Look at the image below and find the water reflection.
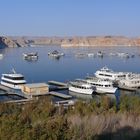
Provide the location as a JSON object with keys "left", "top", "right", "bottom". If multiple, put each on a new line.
{"left": 69, "top": 91, "right": 94, "bottom": 100}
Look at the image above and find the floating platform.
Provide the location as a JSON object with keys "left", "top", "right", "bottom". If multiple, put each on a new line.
{"left": 0, "top": 84, "right": 12, "bottom": 92}
{"left": 55, "top": 99, "right": 76, "bottom": 107}
{"left": 48, "top": 81, "right": 68, "bottom": 87}
{"left": 5, "top": 98, "right": 33, "bottom": 104}
{"left": 0, "top": 84, "right": 30, "bottom": 99}
{"left": 49, "top": 91, "right": 72, "bottom": 99}
{"left": 49, "top": 86, "right": 68, "bottom": 91}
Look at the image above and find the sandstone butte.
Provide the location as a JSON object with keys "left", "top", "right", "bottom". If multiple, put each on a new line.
{"left": 0, "top": 36, "right": 140, "bottom": 48}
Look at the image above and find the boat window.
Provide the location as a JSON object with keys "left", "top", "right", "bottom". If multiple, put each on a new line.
{"left": 4, "top": 75, "right": 24, "bottom": 80}
{"left": 1, "top": 79, "right": 26, "bottom": 85}
{"left": 99, "top": 74, "right": 112, "bottom": 77}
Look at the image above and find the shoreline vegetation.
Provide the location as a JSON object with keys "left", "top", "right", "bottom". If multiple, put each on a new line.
{"left": 0, "top": 36, "right": 140, "bottom": 48}
{"left": 1, "top": 95, "right": 140, "bottom": 139}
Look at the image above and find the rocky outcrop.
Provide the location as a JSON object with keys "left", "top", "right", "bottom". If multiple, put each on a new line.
{"left": 0, "top": 37, "right": 19, "bottom": 48}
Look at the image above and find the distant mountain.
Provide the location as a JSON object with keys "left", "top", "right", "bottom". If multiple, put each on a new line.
{"left": 0, "top": 36, "right": 140, "bottom": 48}
{"left": 61, "top": 36, "right": 140, "bottom": 47}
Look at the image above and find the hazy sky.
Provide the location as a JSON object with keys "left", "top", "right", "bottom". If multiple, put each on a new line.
{"left": 0, "top": 0, "right": 140, "bottom": 36}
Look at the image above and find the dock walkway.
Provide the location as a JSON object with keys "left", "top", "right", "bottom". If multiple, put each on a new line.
{"left": 49, "top": 91, "right": 72, "bottom": 99}
{"left": 48, "top": 81, "right": 68, "bottom": 87}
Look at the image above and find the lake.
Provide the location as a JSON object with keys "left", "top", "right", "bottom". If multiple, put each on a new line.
{"left": 0, "top": 45, "right": 140, "bottom": 101}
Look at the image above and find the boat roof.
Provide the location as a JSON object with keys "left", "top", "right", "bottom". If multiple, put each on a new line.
{"left": 2, "top": 73, "right": 24, "bottom": 78}
{"left": 86, "top": 76, "right": 113, "bottom": 84}
{"left": 23, "top": 83, "right": 48, "bottom": 88}
{"left": 86, "top": 76, "right": 99, "bottom": 82}
{"left": 97, "top": 66, "right": 126, "bottom": 75}
{"left": 70, "top": 81, "right": 92, "bottom": 88}
{"left": 99, "top": 66, "right": 113, "bottom": 72}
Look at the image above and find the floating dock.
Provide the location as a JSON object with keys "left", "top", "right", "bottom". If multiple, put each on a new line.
{"left": 0, "top": 84, "right": 30, "bottom": 99}
{"left": 48, "top": 81, "right": 68, "bottom": 87}
{"left": 49, "top": 91, "right": 72, "bottom": 99}
{"left": 5, "top": 98, "right": 33, "bottom": 104}
{"left": 55, "top": 99, "right": 76, "bottom": 107}
{"left": 0, "top": 84, "right": 12, "bottom": 92}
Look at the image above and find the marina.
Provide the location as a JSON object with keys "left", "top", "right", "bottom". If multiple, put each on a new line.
{"left": 1, "top": 45, "right": 140, "bottom": 102}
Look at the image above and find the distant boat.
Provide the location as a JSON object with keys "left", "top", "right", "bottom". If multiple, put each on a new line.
{"left": 75, "top": 53, "right": 86, "bottom": 58}
{"left": 117, "top": 52, "right": 129, "bottom": 58}
{"left": 109, "top": 52, "right": 117, "bottom": 56}
{"left": 23, "top": 52, "right": 38, "bottom": 60}
{"left": 87, "top": 53, "right": 95, "bottom": 57}
{"left": 1, "top": 69, "right": 26, "bottom": 89}
{"left": 97, "top": 51, "right": 103, "bottom": 57}
{"left": 48, "top": 50, "right": 65, "bottom": 59}
{"left": 0, "top": 54, "right": 3, "bottom": 59}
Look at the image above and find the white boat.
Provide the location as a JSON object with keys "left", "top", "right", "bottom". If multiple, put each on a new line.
{"left": 117, "top": 52, "right": 129, "bottom": 58}
{"left": 109, "top": 52, "right": 117, "bottom": 56}
{"left": 69, "top": 81, "right": 95, "bottom": 95}
{"left": 0, "top": 54, "right": 3, "bottom": 59}
{"left": 86, "top": 77, "right": 117, "bottom": 94}
{"left": 118, "top": 73, "right": 140, "bottom": 89}
{"left": 1, "top": 69, "right": 26, "bottom": 89}
{"left": 75, "top": 53, "right": 86, "bottom": 58}
{"left": 48, "top": 50, "right": 65, "bottom": 59}
{"left": 97, "top": 51, "right": 103, "bottom": 57}
{"left": 87, "top": 53, "right": 95, "bottom": 57}
{"left": 23, "top": 52, "right": 38, "bottom": 60}
{"left": 95, "top": 66, "right": 126, "bottom": 81}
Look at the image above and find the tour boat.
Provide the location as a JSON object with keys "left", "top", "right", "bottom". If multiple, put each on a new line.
{"left": 69, "top": 81, "right": 95, "bottom": 95}
{"left": 118, "top": 73, "right": 140, "bottom": 89}
{"left": 95, "top": 66, "right": 126, "bottom": 81}
{"left": 1, "top": 69, "right": 26, "bottom": 89}
{"left": 85, "top": 77, "right": 117, "bottom": 94}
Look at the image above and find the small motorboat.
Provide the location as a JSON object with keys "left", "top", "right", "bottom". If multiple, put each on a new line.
{"left": 48, "top": 50, "right": 65, "bottom": 59}
{"left": 23, "top": 52, "right": 38, "bottom": 60}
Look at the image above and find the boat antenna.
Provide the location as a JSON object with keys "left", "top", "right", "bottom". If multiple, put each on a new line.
{"left": 12, "top": 68, "right": 16, "bottom": 74}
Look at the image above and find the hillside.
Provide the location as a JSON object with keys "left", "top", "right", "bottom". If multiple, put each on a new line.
{"left": 1, "top": 36, "right": 140, "bottom": 48}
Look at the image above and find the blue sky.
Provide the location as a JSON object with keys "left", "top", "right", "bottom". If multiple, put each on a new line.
{"left": 0, "top": 0, "right": 140, "bottom": 36}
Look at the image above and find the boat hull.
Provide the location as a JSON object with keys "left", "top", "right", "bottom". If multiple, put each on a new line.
{"left": 95, "top": 87, "right": 117, "bottom": 94}
{"left": 1, "top": 81, "right": 23, "bottom": 90}
{"left": 69, "top": 86, "right": 94, "bottom": 95}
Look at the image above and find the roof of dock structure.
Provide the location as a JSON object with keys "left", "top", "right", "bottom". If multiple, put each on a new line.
{"left": 23, "top": 83, "right": 49, "bottom": 88}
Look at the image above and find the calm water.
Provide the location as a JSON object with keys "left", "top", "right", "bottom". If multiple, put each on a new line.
{"left": 0, "top": 45, "right": 140, "bottom": 101}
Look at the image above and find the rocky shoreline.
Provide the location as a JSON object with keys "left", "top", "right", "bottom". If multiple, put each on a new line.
{"left": 0, "top": 36, "right": 140, "bottom": 48}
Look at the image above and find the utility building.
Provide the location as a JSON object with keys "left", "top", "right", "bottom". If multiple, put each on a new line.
{"left": 21, "top": 83, "right": 49, "bottom": 95}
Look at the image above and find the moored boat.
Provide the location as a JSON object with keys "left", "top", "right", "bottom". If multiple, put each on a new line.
{"left": 118, "top": 73, "right": 140, "bottom": 90}
{"left": 86, "top": 77, "right": 117, "bottom": 94}
{"left": 95, "top": 66, "right": 126, "bottom": 81}
{"left": 48, "top": 50, "right": 65, "bottom": 59}
{"left": 1, "top": 69, "right": 26, "bottom": 89}
{"left": 69, "top": 81, "right": 95, "bottom": 95}
{"left": 23, "top": 52, "right": 38, "bottom": 60}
